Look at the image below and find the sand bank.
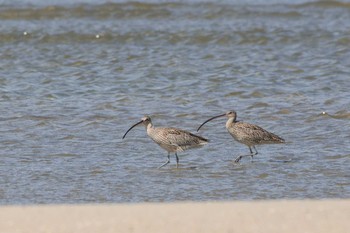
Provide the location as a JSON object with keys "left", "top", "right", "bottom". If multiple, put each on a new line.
{"left": 1, "top": 199, "right": 349, "bottom": 233}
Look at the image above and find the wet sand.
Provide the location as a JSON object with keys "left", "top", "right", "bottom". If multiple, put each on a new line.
{"left": 1, "top": 199, "right": 349, "bottom": 233}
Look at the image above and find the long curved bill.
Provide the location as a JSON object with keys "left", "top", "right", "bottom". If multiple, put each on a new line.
{"left": 197, "top": 113, "right": 226, "bottom": 132}
{"left": 122, "top": 120, "right": 143, "bottom": 139}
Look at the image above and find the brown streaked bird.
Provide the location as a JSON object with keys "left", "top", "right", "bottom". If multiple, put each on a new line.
{"left": 197, "top": 111, "right": 284, "bottom": 163}
{"left": 122, "top": 116, "right": 209, "bottom": 168}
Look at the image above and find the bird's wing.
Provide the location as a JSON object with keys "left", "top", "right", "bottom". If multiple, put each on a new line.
{"left": 163, "top": 128, "right": 208, "bottom": 150}
{"left": 235, "top": 122, "right": 284, "bottom": 143}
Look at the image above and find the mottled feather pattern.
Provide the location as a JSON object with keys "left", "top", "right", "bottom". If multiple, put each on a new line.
{"left": 228, "top": 122, "right": 284, "bottom": 146}
{"left": 148, "top": 127, "right": 208, "bottom": 153}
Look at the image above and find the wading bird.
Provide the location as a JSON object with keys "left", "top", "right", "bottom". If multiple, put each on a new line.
{"left": 123, "top": 116, "right": 209, "bottom": 168}
{"left": 197, "top": 111, "right": 284, "bottom": 163}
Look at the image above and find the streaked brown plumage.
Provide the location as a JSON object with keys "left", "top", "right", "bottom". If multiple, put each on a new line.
{"left": 122, "top": 116, "right": 208, "bottom": 168}
{"left": 197, "top": 111, "right": 284, "bottom": 163}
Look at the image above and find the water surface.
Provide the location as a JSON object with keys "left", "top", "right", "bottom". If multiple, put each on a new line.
{"left": 0, "top": 0, "right": 349, "bottom": 204}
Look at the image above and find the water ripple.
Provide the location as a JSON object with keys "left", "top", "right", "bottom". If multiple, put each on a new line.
{"left": 0, "top": 0, "right": 349, "bottom": 204}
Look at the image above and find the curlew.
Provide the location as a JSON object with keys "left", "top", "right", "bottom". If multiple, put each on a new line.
{"left": 197, "top": 111, "right": 284, "bottom": 163}
{"left": 122, "top": 116, "right": 209, "bottom": 168}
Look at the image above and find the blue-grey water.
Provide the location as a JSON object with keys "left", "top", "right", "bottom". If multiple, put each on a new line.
{"left": 0, "top": 0, "right": 349, "bottom": 204}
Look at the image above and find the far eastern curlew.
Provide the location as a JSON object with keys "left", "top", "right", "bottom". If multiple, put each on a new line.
{"left": 122, "top": 116, "right": 209, "bottom": 168}
{"left": 197, "top": 111, "right": 284, "bottom": 163}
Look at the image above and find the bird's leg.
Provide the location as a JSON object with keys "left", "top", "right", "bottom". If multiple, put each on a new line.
{"left": 234, "top": 146, "right": 255, "bottom": 163}
{"left": 175, "top": 153, "right": 179, "bottom": 168}
{"left": 253, "top": 146, "right": 258, "bottom": 155}
{"left": 249, "top": 146, "right": 259, "bottom": 162}
{"left": 158, "top": 153, "right": 170, "bottom": 169}
{"left": 249, "top": 147, "right": 254, "bottom": 161}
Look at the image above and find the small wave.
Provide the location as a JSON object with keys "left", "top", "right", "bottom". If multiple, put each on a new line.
{"left": 295, "top": 0, "right": 350, "bottom": 9}
{"left": 0, "top": 2, "right": 175, "bottom": 20}
{"left": 329, "top": 110, "right": 350, "bottom": 120}
{"left": 0, "top": 2, "right": 307, "bottom": 20}
{"left": 0, "top": 31, "right": 277, "bottom": 46}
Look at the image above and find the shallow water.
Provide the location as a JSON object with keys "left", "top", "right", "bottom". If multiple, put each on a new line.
{"left": 0, "top": 0, "right": 349, "bottom": 204}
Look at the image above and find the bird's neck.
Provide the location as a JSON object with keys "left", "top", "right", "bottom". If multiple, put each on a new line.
{"left": 225, "top": 117, "right": 236, "bottom": 128}
{"left": 145, "top": 122, "right": 154, "bottom": 132}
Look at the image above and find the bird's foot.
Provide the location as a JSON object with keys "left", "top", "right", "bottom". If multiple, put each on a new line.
{"left": 158, "top": 160, "right": 170, "bottom": 169}
{"left": 234, "top": 153, "right": 255, "bottom": 163}
{"left": 234, "top": 155, "right": 243, "bottom": 163}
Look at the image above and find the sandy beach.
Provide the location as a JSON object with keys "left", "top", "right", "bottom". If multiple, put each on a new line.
{"left": 1, "top": 199, "right": 349, "bottom": 233}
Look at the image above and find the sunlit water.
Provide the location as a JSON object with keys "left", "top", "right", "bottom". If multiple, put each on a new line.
{"left": 0, "top": 0, "right": 349, "bottom": 204}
